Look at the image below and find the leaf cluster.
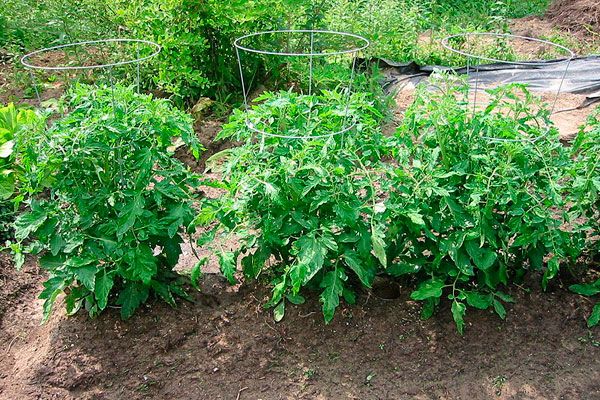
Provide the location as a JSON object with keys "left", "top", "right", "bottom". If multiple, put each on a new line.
{"left": 209, "top": 74, "right": 598, "bottom": 332}
{"left": 12, "top": 84, "right": 204, "bottom": 320}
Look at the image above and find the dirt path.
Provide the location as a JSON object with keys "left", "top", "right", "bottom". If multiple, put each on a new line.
{"left": 0, "top": 252, "right": 598, "bottom": 400}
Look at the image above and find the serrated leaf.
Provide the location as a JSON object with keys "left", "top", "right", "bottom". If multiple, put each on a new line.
{"left": 293, "top": 234, "right": 326, "bottom": 285}
{"left": 286, "top": 293, "right": 305, "bottom": 305}
{"left": 542, "top": 257, "right": 560, "bottom": 290}
{"left": 465, "top": 240, "right": 497, "bottom": 270}
{"left": 588, "top": 303, "right": 600, "bottom": 328}
{"left": 218, "top": 251, "right": 237, "bottom": 285}
{"left": 342, "top": 287, "right": 356, "bottom": 305}
{"left": 320, "top": 268, "right": 346, "bottom": 323}
{"left": 334, "top": 201, "right": 359, "bottom": 224}
{"left": 190, "top": 257, "right": 207, "bottom": 290}
{"left": 39, "top": 276, "right": 66, "bottom": 323}
{"left": 465, "top": 291, "right": 492, "bottom": 309}
{"left": 116, "top": 283, "right": 149, "bottom": 319}
{"left": 343, "top": 250, "right": 375, "bottom": 288}
{"left": 386, "top": 262, "right": 420, "bottom": 277}
{"left": 452, "top": 300, "right": 466, "bottom": 334}
{"left": 405, "top": 211, "right": 425, "bottom": 226}
{"left": 162, "top": 234, "right": 183, "bottom": 267}
{"left": 411, "top": 279, "right": 445, "bottom": 300}
{"left": 150, "top": 281, "right": 176, "bottom": 306}
{"left": 95, "top": 270, "right": 114, "bottom": 310}
{"left": 50, "top": 234, "right": 65, "bottom": 256}
{"left": 125, "top": 244, "right": 157, "bottom": 284}
{"left": 116, "top": 195, "right": 144, "bottom": 238}
{"left": 0, "top": 172, "right": 15, "bottom": 200}
{"left": 494, "top": 291, "right": 514, "bottom": 303}
{"left": 421, "top": 298, "right": 436, "bottom": 320}
{"left": 371, "top": 223, "right": 387, "bottom": 267}
{"left": 493, "top": 299, "right": 507, "bottom": 319}
{"left": 273, "top": 300, "right": 285, "bottom": 322}
{"left": 569, "top": 280, "right": 600, "bottom": 297}
{"left": 14, "top": 205, "right": 48, "bottom": 240}
{"left": 74, "top": 264, "right": 97, "bottom": 291}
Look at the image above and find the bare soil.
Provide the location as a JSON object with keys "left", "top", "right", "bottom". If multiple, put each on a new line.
{"left": 1, "top": 252, "right": 599, "bottom": 400}
{"left": 546, "top": 0, "right": 600, "bottom": 36}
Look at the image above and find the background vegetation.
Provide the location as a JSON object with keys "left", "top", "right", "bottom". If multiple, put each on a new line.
{"left": 1, "top": 0, "right": 559, "bottom": 104}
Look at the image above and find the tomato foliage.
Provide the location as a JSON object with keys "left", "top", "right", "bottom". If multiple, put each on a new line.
{"left": 12, "top": 85, "right": 203, "bottom": 320}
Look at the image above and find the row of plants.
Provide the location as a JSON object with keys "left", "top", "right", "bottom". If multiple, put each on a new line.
{"left": 204, "top": 74, "right": 599, "bottom": 331}
{"left": 4, "top": 73, "right": 598, "bottom": 332}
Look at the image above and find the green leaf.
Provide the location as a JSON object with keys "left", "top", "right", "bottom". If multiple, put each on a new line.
{"left": 452, "top": 300, "right": 466, "bottom": 334}
{"left": 286, "top": 293, "right": 305, "bottom": 305}
{"left": 218, "top": 251, "right": 237, "bottom": 285}
{"left": 343, "top": 250, "right": 375, "bottom": 288}
{"left": 0, "top": 172, "right": 15, "bottom": 200}
{"left": 588, "top": 303, "right": 600, "bottom": 328}
{"left": 150, "top": 281, "right": 176, "bottom": 306}
{"left": 542, "top": 257, "right": 560, "bottom": 290}
{"left": 465, "top": 291, "right": 492, "bottom": 309}
{"left": 50, "top": 234, "right": 66, "bottom": 256}
{"left": 116, "top": 282, "right": 149, "bottom": 319}
{"left": 569, "top": 280, "right": 600, "bottom": 297}
{"left": 241, "top": 246, "right": 269, "bottom": 279}
{"left": 320, "top": 268, "right": 346, "bottom": 323}
{"left": 74, "top": 265, "right": 97, "bottom": 292}
{"left": 371, "top": 223, "right": 387, "bottom": 268}
{"left": 190, "top": 257, "right": 207, "bottom": 290}
{"left": 125, "top": 244, "right": 157, "bottom": 284}
{"left": 162, "top": 234, "right": 183, "bottom": 267}
{"left": 116, "top": 196, "right": 144, "bottom": 238}
{"left": 405, "top": 211, "right": 425, "bottom": 226}
{"left": 95, "top": 270, "right": 114, "bottom": 310}
{"left": 494, "top": 291, "right": 515, "bottom": 303}
{"left": 493, "top": 299, "right": 507, "bottom": 319}
{"left": 39, "top": 276, "right": 66, "bottom": 323}
{"left": 273, "top": 300, "right": 285, "bottom": 322}
{"left": 342, "top": 287, "right": 356, "bottom": 305}
{"left": 14, "top": 205, "right": 48, "bottom": 240}
{"left": 334, "top": 201, "right": 359, "bottom": 225}
{"left": 411, "top": 279, "right": 445, "bottom": 301}
{"left": 293, "top": 234, "right": 327, "bottom": 285}
{"left": 465, "top": 240, "right": 497, "bottom": 270}
{"left": 421, "top": 298, "right": 436, "bottom": 320}
{"left": 387, "top": 262, "right": 420, "bottom": 277}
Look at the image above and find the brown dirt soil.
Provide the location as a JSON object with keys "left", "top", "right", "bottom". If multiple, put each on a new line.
{"left": 1, "top": 252, "right": 599, "bottom": 400}
{"left": 546, "top": 0, "right": 600, "bottom": 36}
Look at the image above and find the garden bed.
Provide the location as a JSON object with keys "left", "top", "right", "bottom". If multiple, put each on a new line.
{"left": 0, "top": 253, "right": 598, "bottom": 399}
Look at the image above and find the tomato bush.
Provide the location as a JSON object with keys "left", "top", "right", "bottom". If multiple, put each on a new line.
{"left": 12, "top": 84, "right": 204, "bottom": 320}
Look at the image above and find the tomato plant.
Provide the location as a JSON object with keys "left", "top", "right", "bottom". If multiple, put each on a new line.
{"left": 0, "top": 103, "right": 42, "bottom": 241}
{"left": 201, "top": 89, "right": 387, "bottom": 322}
{"left": 567, "top": 109, "right": 600, "bottom": 327}
{"left": 205, "top": 75, "right": 597, "bottom": 333}
{"left": 381, "top": 75, "right": 585, "bottom": 332}
{"left": 12, "top": 84, "right": 204, "bottom": 320}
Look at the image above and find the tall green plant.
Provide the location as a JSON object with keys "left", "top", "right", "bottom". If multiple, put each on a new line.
{"left": 381, "top": 75, "right": 583, "bottom": 333}
{"left": 567, "top": 109, "right": 600, "bottom": 327}
{"left": 201, "top": 89, "right": 387, "bottom": 322}
{"left": 13, "top": 84, "right": 204, "bottom": 320}
{"left": 0, "top": 103, "right": 42, "bottom": 240}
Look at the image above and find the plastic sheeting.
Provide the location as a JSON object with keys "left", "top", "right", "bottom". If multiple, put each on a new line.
{"left": 379, "top": 56, "right": 600, "bottom": 108}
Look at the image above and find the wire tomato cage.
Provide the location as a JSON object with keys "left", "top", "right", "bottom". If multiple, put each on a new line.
{"left": 20, "top": 38, "right": 161, "bottom": 109}
{"left": 233, "top": 30, "right": 370, "bottom": 146}
{"left": 440, "top": 32, "right": 575, "bottom": 143}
